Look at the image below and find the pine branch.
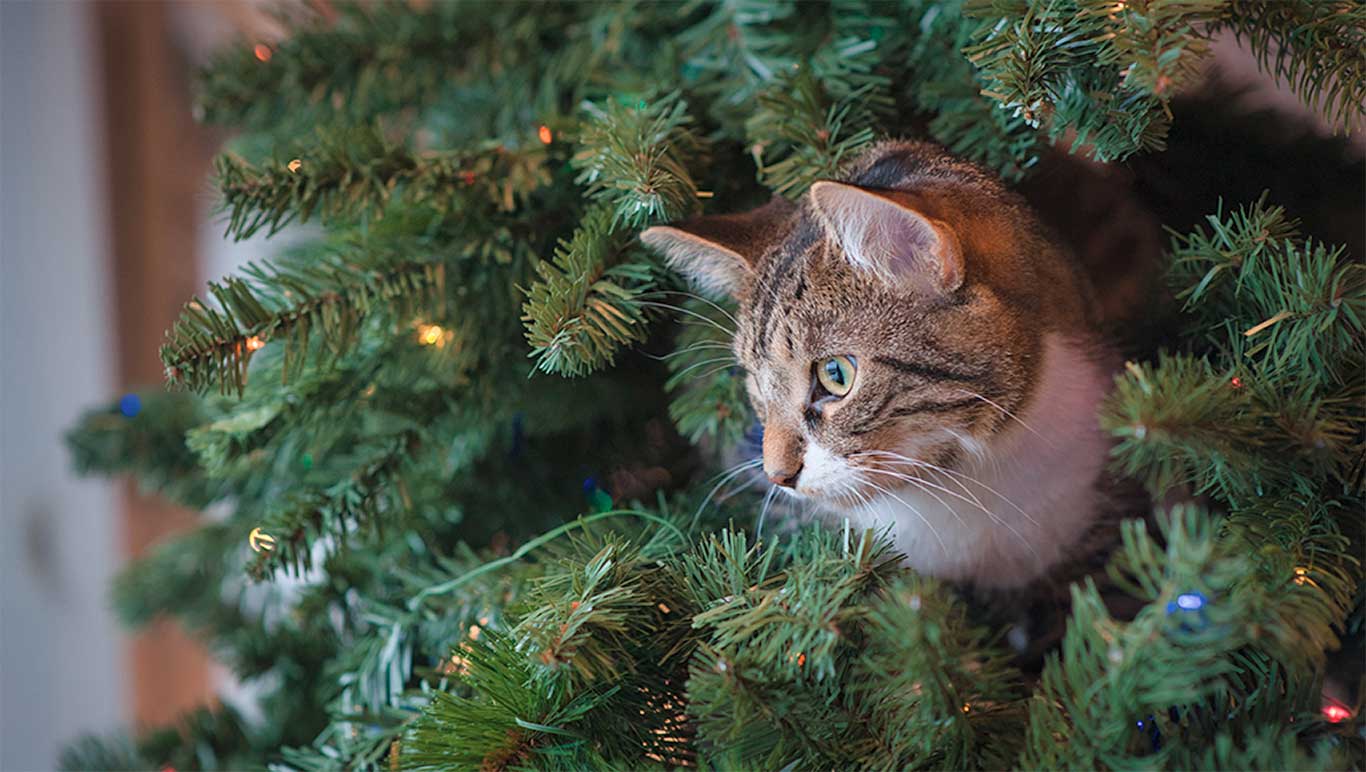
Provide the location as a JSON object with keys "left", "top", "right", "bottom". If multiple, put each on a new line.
{"left": 965, "top": 0, "right": 1222, "bottom": 161}
{"left": 1186, "top": 724, "right": 1341, "bottom": 771}
{"left": 746, "top": 69, "right": 882, "bottom": 197}
{"left": 522, "top": 205, "right": 658, "bottom": 377}
{"left": 196, "top": 2, "right": 505, "bottom": 130}
{"left": 246, "top": 430, "right": 421, "bottom": 580}
{"left": 1102, "top": 354, "right": 1268, "bottom": 500}
{"left": 900, "top": 0, "right": 1040, "bottom": 180}
{"left": 161, "top": 244, "right": 444, "bottom": 395}
{"left": 1218, "top": 0, "right": 1366, "bottom": 133}
{"left": 65, "top": 390, "right": 226, "bottom": 507}
{"left": 574, "top": 92, "right": 705, "bottom": 229}
{"left": 849, "top": 576, "right": 1026, "bottom": 770}
{"left": 216, "top": 129, "right": 550, "bottom": 240}
{"left": 400, "top": 632, "right": 613, "bottom": 771}
{"left": 662, "top": 297, "right": 751, "bottom": 448}
{"left": 684, "top": 527, "right": 906, "bottom": 768}
{"left": 1021, "top": 507, "right": 1347, "bottom": 768}
{"left": 1167, "top": 195, "right": 1365, "bottom": 385}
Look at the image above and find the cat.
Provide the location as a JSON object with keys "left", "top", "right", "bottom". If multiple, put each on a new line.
{"left": 642, "top": 141, "right": 1130, "bottom": 590}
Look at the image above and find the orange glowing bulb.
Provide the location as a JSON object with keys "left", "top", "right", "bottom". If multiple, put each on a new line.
{"left": 254, "top": 44, "right": 272, "bottom": 62}
{"left": 287, "top": 158, "right": 302, "bottom": 173}
{"left": 538, "top": 124, "right": 553, "bottom": 144}
{"left": 246, "top": 335, "right": 265, "bottom": 351}
{"left": 418, "top": 324, "right": 445, "bottom": 346}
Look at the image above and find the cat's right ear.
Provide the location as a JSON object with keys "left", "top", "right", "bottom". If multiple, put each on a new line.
{"left": 640, "top": 196, "right": 794, "bottom": 300}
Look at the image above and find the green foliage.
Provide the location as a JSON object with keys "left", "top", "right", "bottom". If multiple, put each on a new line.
{"left": 522, "top": 205, "right": 660, "bottom": 377}
{"left": 850, "top": 576, "right": 1025, "bottom": 769}
{"left": 663, "top": 296, "right": 751, "bottom": 448}
{"left": 1103, "top": 195, "right": 1364, "bottom": 505}
{"left": 747, "top": 70, "right": 883, "bottom": 197}
{"left": 574, "top": 92, "right": 705, "bottom": 229}
{"left": 162, "top": 244, "right": 444, "bottom": 395}
{"left": 63, "top": 1, "right": 1365, "bottom": 770}
{"left": 1021, "top": 508, "right": 1348, "bottom": 768}
{"left": 1167, "top": 196, "right": 1365, "bottom": 383}
{"left": 1218, "top": 0, "right": 1366, "bottom": 134}
{"left": 900, "top": 0, "right": 1040, "bottom": 179}
{"left": 215, "top": 128, "right": 550, "bottom": 240}
{"left": 964, "top": 0, "right": 1365, "bottom": 162}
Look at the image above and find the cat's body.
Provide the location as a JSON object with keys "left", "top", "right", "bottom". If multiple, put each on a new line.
{"left": 848, "top": 333, "right": 1116, "bottom": 587}
{"left": 643, "top": 141, "right": 1131, "bottom": 590}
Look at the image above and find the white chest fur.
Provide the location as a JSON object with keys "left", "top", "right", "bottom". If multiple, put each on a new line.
{"left": 845, "top": 334, "right": 1115, "bottom": 588}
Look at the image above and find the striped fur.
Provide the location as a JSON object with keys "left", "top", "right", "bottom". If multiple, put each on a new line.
{"left": 643, "top": 141, "right": 1124, "bottom": 589}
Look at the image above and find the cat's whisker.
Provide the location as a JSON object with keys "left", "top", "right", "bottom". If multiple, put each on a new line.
{"left": 842, "top": 479, "right": 875, "bottom": 512}
{"left": 859, "top": 449, "right": 1040, "bottom": 529}
{"left": 668, "top": 356, "right": 740, "bottom": 383}
{"left": 638, "top": 300, "right": 736, "bottom": 336}
{"left": 852, "top": 450, "right": 989, "bottom": 512}
{"left": 643, "top": 289, "right": 741, "bottom": 330}
{"left": 695, "top": 362, "right": 744, "bottom": 382}
{"left": 953, "top": 388, "right": 1050, "bottom": 445}
{"left": 857, "top": 476, "right": 948, "bottom": 556}
{"left": 851, "top": 451, "right": 1042, "bottom": 567}
{"left": 638, "top": 340, "right": 735, "bottom": 362}
{"left": 858, "top": 467, "right": 979, "bottom": 527}
{"left": 914, "top": 459, "right": 1038, "bottom": 529}
{"left": 756, "top": 486, "right": 779, "bottom": 540}
{"left": 715, "top": 473, "right": 762, "bottom": 504}
{"left": 860, "top": 466, "right": 972, "bottom": 533}
{"left": 692, "top": 458, "right": 763, "bottom": 528}
{"left": 874, "top": 467, "right": 1041, "bottom": 568}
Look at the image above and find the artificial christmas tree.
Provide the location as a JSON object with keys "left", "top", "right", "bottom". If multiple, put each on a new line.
{"left": 64, "top": 1, "right": 1363, "bottom": 769}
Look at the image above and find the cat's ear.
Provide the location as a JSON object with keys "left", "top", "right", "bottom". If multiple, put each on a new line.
{"left": 809, "top": 180, "right": 963, "bottom": 292}
{"left": 640, "top": 196, "right": 795, "bottom": 299}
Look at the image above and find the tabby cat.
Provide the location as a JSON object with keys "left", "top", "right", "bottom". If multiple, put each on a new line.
{"left": 642, "top": 141, "right": 1126, "bottom": 590}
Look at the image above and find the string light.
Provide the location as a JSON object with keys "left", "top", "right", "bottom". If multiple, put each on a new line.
{"left": 287, "top": 158, "right": 303, "bottom": 173}
{"left": 538, "top": 124, "right": 553, "bottom": 144}
{"left": 442, "top": 651, "right": 470, "bottom": 675}
{"left": 417, "top": 323, "right": 448, "bottom": 347}
{"left": 248, "top": 527, "right": 277, "bottom": 553}
{"left": 1293, "top": 566, "right": 1317, "bottom": 587}
{"left": 1175, "top": 592, "right": 1205, "bottom": 610}
{"left": 253, "top": 43, "right": 272, "bottom": 62}
{"left": 119, "top": 393, "right": 142, "bottom": 418}
{"left": 245, "top": 335, "right": 265, "bottom": 351}
{"left": 1230, "top": 376, "right": 1243, "bottom": 389}
{"left": 1323, "top": 701, "right": 1352, "bottom": 723}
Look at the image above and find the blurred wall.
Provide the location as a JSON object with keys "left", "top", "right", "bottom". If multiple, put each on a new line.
{"left": 1, "top": 2, "right": 126, "bottom": 769}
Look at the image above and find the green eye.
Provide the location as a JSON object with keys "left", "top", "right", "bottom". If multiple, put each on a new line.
{"left": 816, "top": 355, "right": 857, "bottom": 397}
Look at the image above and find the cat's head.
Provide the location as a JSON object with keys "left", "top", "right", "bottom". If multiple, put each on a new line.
{"left": 642, "top": 142, "right": 1094, "bottom": 505}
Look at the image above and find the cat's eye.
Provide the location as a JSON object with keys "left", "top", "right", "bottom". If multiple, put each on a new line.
{"left": 815, "top": 355, "right": 857, "bottom": 397}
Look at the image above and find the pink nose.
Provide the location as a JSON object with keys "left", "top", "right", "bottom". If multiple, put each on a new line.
{"left": 767, "top": 467, "right": 801, "bottom": 488}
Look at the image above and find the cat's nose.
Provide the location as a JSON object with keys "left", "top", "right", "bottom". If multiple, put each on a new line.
{"left": 767, "top": 466, "right": 802, "bottom": 488}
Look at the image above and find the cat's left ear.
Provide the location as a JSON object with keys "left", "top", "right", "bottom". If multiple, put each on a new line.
{"left": 640, "top": 196, "right": 795, "bottom": 300}
{"left": 809, "top": 181, "right": 964, "bottom": 293}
